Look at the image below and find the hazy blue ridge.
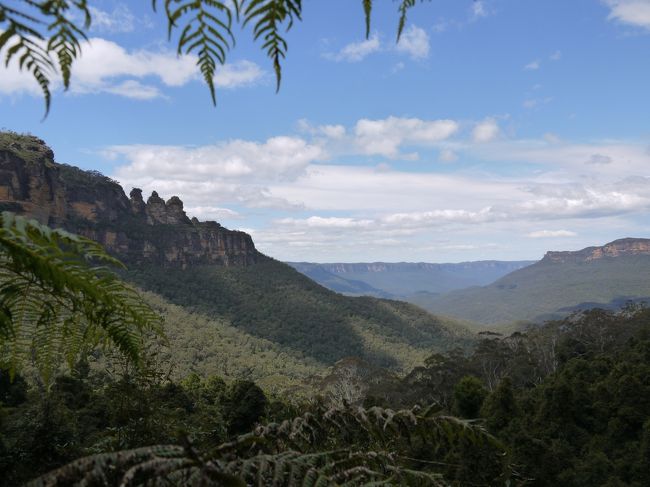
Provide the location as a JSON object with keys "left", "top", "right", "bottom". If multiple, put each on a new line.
{"left": 287, "top": 260, "right": 536, "bottom": 297}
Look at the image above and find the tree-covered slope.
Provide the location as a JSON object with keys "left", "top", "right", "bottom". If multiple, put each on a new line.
{"left": 126, "top": 255, "right": 473, "bottom": 372}
{"left": 409, "top": 254, "right": 650, "bottom": 326}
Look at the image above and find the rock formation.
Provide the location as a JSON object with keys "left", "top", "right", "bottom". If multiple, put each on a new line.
{"left": 541, "top": 238, "right": 650, "bottom": 264}
{"left": 0, "top": 132, "right": 258, "bottom": 268}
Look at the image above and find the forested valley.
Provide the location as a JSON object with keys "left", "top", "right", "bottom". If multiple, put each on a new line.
{"left": 3, "top": 303, "right": 650, "bottom": 485}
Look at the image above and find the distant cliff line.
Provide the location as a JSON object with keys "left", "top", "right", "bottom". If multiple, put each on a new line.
{"left": 0, "top": 131, "right": 258, "bottom": 268}
{"left": 542, "top": 238, "right": 650, "bottom": 264}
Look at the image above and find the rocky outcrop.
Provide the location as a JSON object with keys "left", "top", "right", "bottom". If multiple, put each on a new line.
{"left": 0, "top": 132, "right": 258, "bottom": 268}
{"left": 541, "top": 238, "right": 650, "bottom": 264}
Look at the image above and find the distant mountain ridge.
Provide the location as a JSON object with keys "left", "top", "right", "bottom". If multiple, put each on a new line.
{"left": 541, "top": 238, "right": 650, "bottom": 264}
{"left": 410, "top": 238, "right": 650, "bottom": 327}
{"left": 288, "top": 260, "right": 535, "bottom": 297}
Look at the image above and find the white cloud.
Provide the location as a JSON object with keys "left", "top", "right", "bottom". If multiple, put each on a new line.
{"left": 524, "top": 60, "right": 541, "bottom": 71}
{"left": 471, "top": 1, "right": 488, "bottom": 19}
{"left": 108, "top": 136, "right": 324, "bottom": 212}
{"left": 214, "top": 60, "right": 265, "bottom": 89}
{"left": 396, "top": 25, "right": 430, "bottom": 60}
{"left": 0, "top": 36, "right": 265, "bottom": 100}
{"left": 104, "top": 80, "right": 162, "bottom": 100}
{"left": 586, "top": 153, "right": 613, "bottom": 165}
{"left": 604, "top": 0, "right": 650, "bottom": 30}
{"left": 186, "top": 206, "right": 241, "bottom": 220}
{"left": 112, "top": 137, "right": 324, "bottom": 183}
{"left": 297, "top": 120, "right": 346, "bottom": 139}
{"left": 383, "top": 207, "right": 496, "bottom": 226}
{"left": 324, "top": 34, "right": 381, "bottom": 62}
{"left": 88, "top": 4, "right": 136, "bottom": 33}
{"left": 439, "top": 148, "right": 458, "bottom": 163}
{"left": 97, "top": 120, "right": 650, "bottom": 261}
{"left": 354, "top": 116, "right": 459, "bottom": 158}
{"left": 550, "top": 50, "right": 562, "bottom": 61}
{"left": 544, "top": 133, "right": 561, "bottom": 144}
{"left": 527, "top": 230, "right": 577, "bottom": 238}
{"left": 472, "top": 118, "right": 500, "bottom": 143}
{"left": 523, "top": 97, "right": 553, "bottom": 109}
{"left": 277, "top": 216, "right": 374, "bottom": 229}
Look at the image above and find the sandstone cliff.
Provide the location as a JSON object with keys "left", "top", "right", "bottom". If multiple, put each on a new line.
{"left": 541, "top": 238, "right": 650, "bottom": 264}
{"left": 0, "top": 132, "right": 258, "bottom": 267}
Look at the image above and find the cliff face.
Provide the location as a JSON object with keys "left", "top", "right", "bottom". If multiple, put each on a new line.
{"left": 0, "top": 132, "right": 258, "bottom": 268}
{"left": 541, "top": 238, "right": 650, "bottom": 264}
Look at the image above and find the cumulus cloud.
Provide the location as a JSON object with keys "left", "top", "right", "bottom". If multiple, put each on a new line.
{"left": 472, "top": 119, "right": 500, "bottom": 143}
{"left": 297, "top": 120, "right": 346, "bottom": 139}
{"left": 112, "top": 137, "right": 324, "bottom": 183}
{"left": 0, "top": 36, "right": 265, "bottom": 100}
{"left": 324, "top": 34, "right": 381, "bottom": 62}
{"left": 214, "top": 60, "right": 266, "bottom": 89}
{"left": 354, "top": 116, "right": 459, "bottom": 158}
{"left": 395, "top": 25, "right": 430, "bottom": 59}
{"left": 527, "top": 230, "right": 577, "bottom": 238}
{"left": 107, "top": 136, "right": 324, "bottom": 213}
{"left": 604, "top": 0, "right": 650, "bottom": 30}
{"left": 524, "top": 60, "right": 541, "bottom": 71}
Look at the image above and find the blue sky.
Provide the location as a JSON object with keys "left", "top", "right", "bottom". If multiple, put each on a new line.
{"left": 2, "top": 0, "right": 650, "bottom": 262}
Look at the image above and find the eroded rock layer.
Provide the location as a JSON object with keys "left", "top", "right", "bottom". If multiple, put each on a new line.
{"left": 0, "top": 132, "right": 258, "bottom": 267}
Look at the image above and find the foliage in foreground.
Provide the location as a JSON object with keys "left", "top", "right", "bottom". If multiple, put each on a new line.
{"left": 0, "top": 0, "right": 430, "bottom": 114}
{"left": 26, "top": 403, "right": 510, "bottom": 486}
{"left": 0, "top": 212, "right": 161, "bottom": 384}
{"left": 368, "top": 307, "right": 650, "bottom": 486}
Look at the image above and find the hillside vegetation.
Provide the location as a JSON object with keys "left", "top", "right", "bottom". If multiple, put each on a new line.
{"left": 125, "top": 255, "right": 473, "bottom": 375}
{"left": 410, "top": 255, "right": 650, "bottom": 326}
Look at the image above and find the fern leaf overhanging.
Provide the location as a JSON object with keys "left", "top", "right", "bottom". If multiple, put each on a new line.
{"left": 27, "top": 404, "right": 512, "bottom": 486}
{"left": 0, "top": 0, "right": 90, "bottom": 116}
{"left": 1, "top": 0, "right": 432, "bottom": 113}
{"left": 238, "top": 0, "right": 302, "bottom": 92}
{"left": 164, "top": 0, "right": 236, "bottom": 105}
{"left": 0, "top": 212, "right": 162, "bottom": 385}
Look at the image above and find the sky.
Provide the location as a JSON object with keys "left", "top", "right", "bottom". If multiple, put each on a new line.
{"left": 2, "top": 0, "right": 650, "bottom": 263}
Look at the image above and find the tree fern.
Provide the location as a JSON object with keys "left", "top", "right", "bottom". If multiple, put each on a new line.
{"left": 0, "top": 212, "right": 162, "bottom": 385}
{"left": 26, "top": 404, "right": 513, "bottom": 485}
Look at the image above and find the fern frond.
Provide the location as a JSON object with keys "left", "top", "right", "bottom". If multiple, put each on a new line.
{"left": 0, "top": 17, "right": 54, "bottom": 116}
{"left": 0, "top": 212, "right": 163, "bottom": 385}
{"left": 362, "top": 0, "right": 372, "bottom": 38}
{"left": 29, "top": 404, "right": 510, "bottom": 485}
{"left": 41, "top": 0, "right": 90, "bottom": 90}
{"left": 240, "top": 0, "right": 302, "bottom": 92}
{"left": 164, "top": 0, "right": 236, "bottom": 105}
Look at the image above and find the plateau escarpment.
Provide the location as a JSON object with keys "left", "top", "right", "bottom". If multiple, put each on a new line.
{"left": 409, "top": 238, "right": 650, "bottom": 326}
{"left": 542, "top": 238, "right": 650, "bottom": 264}
{"left": 0, "top": 132, "right": 257, "bottom": 267}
